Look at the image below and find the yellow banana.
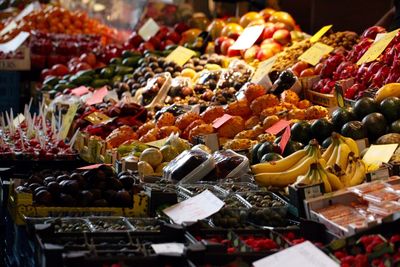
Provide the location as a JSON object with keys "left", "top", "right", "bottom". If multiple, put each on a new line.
{"left": 325, "top": 170, "right": 344, "bottom": 190}
{"left": 349, "top": 159, "right": 366, "bottom": 186}
{"left": 340, "top": 158, "right": 356, "bottom": 186}
{"left": 374, "top": 83, "right": 400, "bottom": 103}
{"left": 318, "top": 158, "right": 327, "bottom": 168}
{"left": 251, "top": 148, "right": 309, "bottom": 174}
{"left": 339, "top": 135, "right": 359, "bottom": 157}
{"left": 317, "top": 165, "right": 332, "bottom": 193}
{"left": 327, "top": 141, "right": 340, "bottom": 167}
{"left": 322, "top": 142, "right": 335, "bottom": 162}
{"left": 254, "top": 156, "right": 317, "bottom": 187}
{"left": 335, "top": 142, "right": 352, "bottom": 172}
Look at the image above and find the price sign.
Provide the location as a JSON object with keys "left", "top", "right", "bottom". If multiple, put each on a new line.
{"left": 230, "top": 25, "right": 264, "bottom": 50}
{"left": 212, "top": 114, "right": 233, "bottom": 129}
{"left": 59, "top": 103, "right": 78, "bottom": 140}
{"left": 299, "top": 42, "right": 334, "bottom": 66}
{"left": 0, "top": 31, "right": 30, "bottom": 53}
{"left": 71, "top": 86, "right": 89, "bottom": 96}
{"left": 363, "top": 144, "right": 399, "bottom": 166}
{"left": 265, "top": 119, "right": 290, "bottom": 134}
{"left": 251, "top": 55, "right": 277, "bottom": 89}
{"left": 84, "top": 112, "right": 112, "bottom": 125}
{"left": 86, "top": 86, "right": 108, "bottom": 106}
{"left": 357, "top": 29, "right": 400, "bottom": 65}
{"left": 310, "top": 25, "right": 333, "bottom": 43}
{"left": 138, "top": 18, "right": 160, "bottom": 41}
{"left": 165, "top": 46, "right": 196, "bottom": 66}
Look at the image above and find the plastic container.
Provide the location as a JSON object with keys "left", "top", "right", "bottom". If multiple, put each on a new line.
{"left": 213, "top": 150, "right": 250, "bottom": 180}
{"left": 216, "top": 182, "right": 259, "bottom": 193}
{"left": 367, "top": 201, "right": 400, "bottom": 217}
{"left": 88, "top": 217, "right": 133, "bottom": 232}
{"left": 127, "top": 218, "right": 161, "bottom": 233}
{"left": 178, "top": 184, "right": 228, "bottom": 199}
{"left": 362, "top": 189, "right": 400, "bottom": 205}
{"left": 133, "top": 72, "right": 172, "bottom": 109}
{"left": 348, "top": 181, "right": 386, "bottom": 196}
{"left": 217, "top": 59, "right": 254, "bottom": 91}
{"left": 47, "top": 218, "right": 93, "bottom": 233}
{"left": 164, "top": 148, "right": 215, "bottom": 184}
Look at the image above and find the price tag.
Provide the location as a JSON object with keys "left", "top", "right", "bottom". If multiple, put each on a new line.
{"left": 266, "top": 119, "right": 290, "bottom": 135}
{"left": 138, "top": 18, "right": 160, "bottom": 41}
{"left": 151, "top": 243, "right": 185, "bottom": 256}
{"left": 0, "top": 31, "right": 30, "bottom": 53}
{"left": 146, "top": 137, "right": 168, "bottom": 149}
{"left": 15, "top": 1, "right": 40, "bottom": 21}
{"left": 84, "top": 112, "right": 112, "bottom": 125}
{"left": 0, "top": 21, "right": 17, "bottom": 37}
{"left": 374, "top": 33, "right": 387, "bottom": 43}
{"left": 163, "top": 190, "right": 225, "bottom": 224}
{"left": 279, "top": 125, "right": 291, "bottom": 153}
{"left": 13, "top": 113, "right": 25, "bottom": 127}
{"left": 71, "top": 86, "right": 89, "bottom": 96}
{"left": 310, "top": 25, "right": 333, "bottom": 43}
{"left": 78, "top": 163, "right": 112, "bottom": 170}
{"left": 251, "top": 55, "right": 276, "bottom": 88}
{"left": 357, "top": 29, "right": 400, "bottom": 65}
{"left": 253, "top": 241, "right": 339, "bottom": 267}
{"left": 363, "top": 144, "right": 399, "bottom": 166}
{"left": 212, "top": 114, "right": 233, "bottom": 129}
{"left": 165, "top": 46, "right": 197, "bottom": 66}
{"left": 230, "top": 25, "right": 264, "bottom": 50}
{"left": 299, "top": 42, "right": 334, "bottom": 66}
{"left": 59, "top": 103, "right": 78, "bottom": 140}
{"left": 86, "top": 86, "right": 108, "bottom": 106}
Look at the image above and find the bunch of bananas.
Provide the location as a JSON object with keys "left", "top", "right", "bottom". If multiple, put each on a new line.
{"left": 252, "top": 140, "right": 320, "bottom": 187}
{"left": 322, "top": 133, "right": 366, "bottom": 187}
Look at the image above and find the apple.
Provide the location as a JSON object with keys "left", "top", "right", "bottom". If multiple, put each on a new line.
{"left": 256, "top": 47, "right": 274, "bottom": 61}
{"left": 148, "top": 36, "right": 161, "bottom": 50}
{"left": 174, "top": 22, "right": 190, "bottom": 34}
{"left": 128, "top": 32, "right": 144, "bottom": 48}
{"left": 166, "top": 31, "right": 181, "bottom": 44}
{"left": 361, "top": 26, "right": 386, "bottom": 40}
{"left": 219, "top": 37, "right": 234, "bottom": 55}
{"left": 240, "top": 12, "right": 264, "bottom": 28}
{"left": 160, "top": 39, "right": 175, "bottom": 51}
{"left": 76, "top": 62, "right": 92, "bottom": 71}
{"left": 243, "top": 45, "right": 260, "bottom": 62}
{"left": 80, "top": 53, "right": 96, "bottom": 67}
{"left": 156, "top": 26, "right": 170, "bottom": 40}
{"left": 51, "top": 64, "right": 69, "bottom": 76}
{"left": 221, "top": 23, "right": 243, "bottom": 39}
{"left": 261, "top": 41, "right": 282, "bottom": 54}
{"left": 207, "top": 19, "right": 226, "bottom": 40}
{"left": 138, "top": 42, "right": 155, "bottom": 53}
{"left": 262, "top": 25, "right": 277, "bottom": 39}
{"left": 259, "top": 8, "right": 276, "bottom": 21}
{"left": 227, "top": 47, "right": 241, "bottom": 57}
{"left": 273, "top": 29, "right": 291, "bottom": 45}
{"left": 269, "top": 11, "right": 296, "bottom": 30}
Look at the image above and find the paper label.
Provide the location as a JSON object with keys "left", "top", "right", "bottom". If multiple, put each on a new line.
{"left": 357, "top": 29, "right": 400, "bottom": 65}
{"left": 279, "top": 125, "right": 291, "bottom": 153}
{"left": 251, "top": 55, "right": 276, "bottom": 88}
{"left": 138, "top": 18, "right": 160, "bottom": 41}
{"left": 299, "top": 42, "right": 334, "bottom": 66}
{"left": 13, "top": 113, "right": 25, "bottom": 127}
{"left": 84, "top": 112, "right": 112, "bottom": 125}
{"left": 212, "top": 114, "right": 233, "bottom": 129}
{"left": 374, "top": 33, "right": 387, "bottom": 43}
{"left": 0, "top": 21, "right": 17, "bottom": 37}
{"left": 253, "top": 241, "right": 339, "bottom": 267}
{"left": 0, "top": 31, "right": 30, "bottom": 53}
{"left": 310, "top": 25, "right": 333, "bottom": 43}
{"left": 363, "top": 144, "right": 398, "bottom": 166}
{"left": 86, "top": 86, "right": 108, "bottom": 106}
{"left": 78, "top": 163, "right": 112, "bottom": 170}
{"left": 15, "top": 1, "right": 40, "bottom": 21}
{"left": 71, "top": 86, "right": 89, "bottom": 96}
{"left": 165, "top": 46, "right": 196, "bottom": 66}
{"left": 266, "top": 119, "right": 290, "bottom": 135}
{"left": 304, "top": 184, "right": 322, "bottom": 200}
{"left": 163, "top": 190, "right": 225, "bottom": 224}
{"left": 59, "top": 103, "right": 78, "bottom": 140}
{"left": 230, "top": 25, "right": 264, "bottom": 50}
{"left": 146, "top": 137, "right": 168, "bottom": 149}
{"left": 151, "top": 243, "right": 185, "bottom": 256}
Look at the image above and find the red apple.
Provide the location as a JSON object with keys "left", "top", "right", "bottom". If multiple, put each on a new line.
{"left": 214, "top": 36, "right": 229, "bottom": 54}
{"left": 138, "top": 42, "right": 155, "bottom": 53}
{"left": 220, "top": 38, "right": 235, "bottom": 56}
{"left": 148, "top": 36, "right": 161, "bottom": 50}
{"left": 51, "top": 64, "right": 69, "bottom": 76}
{"left": 174, "top": 22, "right": 190, "bottom": 34}
{"left": 227, "top": 47, "right": 241, "bottom": 57}
{"left": 262, "top": 25, "right": 277, "bottom": 39}
{"left": 160, "top": 39, "right": 175, "bottom": 50}
{"left": 261, "top": 41, "right": 282, "bottom": 54}
{"left": 156, "top": 26, "right": 170, "bottom": 40}
{"left": 243, "top": 45, "right": 260, "bottom": 62}
{"left": 40, "top": 68, "right": 53, "bottom": 81}
{"left": 272, "top": 29, "right": 291, "bottom": 45}
{"left": 273, "top": 22, "right": 291, "bottom": 31}
{"left": 80, "top": 53, "right": 96, "bottom": 67}
{"left": 128, "top": 32, "right": 144, "bottom": 48}
{"left": 166, "top": 31, "right": 181, "bottom": 44}
{"left": 75, "top": 62, "right": 92, "bottom": 71}
{"left": 256, "top": 47, "right": 274, "bottom": 61}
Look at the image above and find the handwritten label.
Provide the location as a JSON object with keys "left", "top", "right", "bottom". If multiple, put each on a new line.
{"left": 299, "top": 42, "right": 334, "bottom": 66}
{"left": 86, "top": 86, "right": 108, "bottom": 106}
{"left": 138, "top": 18, "right": 160, "bottom": 41}
{"left": 251, "top": 55, "right": 276, "bottom": 89}
{"left": 59, "top": 104, "right": 78, "bottom": 140}
{"left": 310, "top": 25, "right": 333, "bottom": 43}
{"left": 71, "top": 86, "right": 89, "bottom": 96}
{"left": 151, "top": 243, "right": 185, "bottom": 256}
{"left": 253, "top": 241, "right": 339, "bottom": 267}
{"left": 212, "top": 114, "right": 233, "bottom": 129}
{"left": 266, "top": 119, "right": 290, "bottom": 135}
{"left": 163, "top": 190, "right": 225, "bottom": 224}
{"left": 0, "top": 31, "right": 30, "bottom": 53}
{"left": 279, "top": 125, "right": 291, "bottom": 153}
{"left": 84, "top": 112, "right": 112, "bottom": 125}
{"left": 78, "top": 163, "right": 112, "bottom": 170}
{"left": 230, "top": 25, "right": 264, "bottom": 50}
{"left": 363, "top": 144, "right": 399, "bottom": 166}
{"left": 165, "top": 46, "right": 196, "bottom": 66}
{"left": 357, "top": 29, "right": 400, "bottom": 65}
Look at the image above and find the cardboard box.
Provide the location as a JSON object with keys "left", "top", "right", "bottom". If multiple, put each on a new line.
{"left": 0, "top": 45, "right": 30, "bottom": 71}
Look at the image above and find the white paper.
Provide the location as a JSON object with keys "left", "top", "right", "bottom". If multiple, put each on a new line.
{"left": 138, "top": 18, "right": 160, "bottom": 41}
{"left": 15, "top": 1, "right": 41, "bottom": 21}
{"left": 151, "top": 243, "right": 185, "bottom": 256}
{"left": 13, "top": 113, "right": 25, "bottom": 127}
{"left": 230, "top": 25, "right": 264, "bottom": 50}
{"left": 253, "top": 241, "right": 339, "bottom": 267}
{"left": 374, "top": 33, "right": 387, "bottom": 43}
{"left": 363, "top": 144, "right": 399, "bottom": 166}
{"left": 0, "top": 21, "right": 17, "bottom": 37}
{"left": 251, "top": 55, "right": 277, "bottom": 89}
{"left": 163, "top": 190, "right": 225, "bottom": 224}
{"left": 0, "top": 31, "right": 30, "bottom": 53}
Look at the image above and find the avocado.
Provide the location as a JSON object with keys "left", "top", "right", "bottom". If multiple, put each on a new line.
{"left": 91, "top": 79, "right": 110, "bottom": 88}
{"left": 58, "top": 79, "right": 68, "bottom": 84}
{"left": 291, "top": 121, "right": 312, "bottom": 144}
{"left": 390, "top": 119, "right": 400, "bottom": 134}
{"left": 115, "top": 66, "right": 133, "bottom": 75}
{"left": 123, "top": 74, "right": 134, "bottom": 82}
{"left": 362, "top": 112, "right": 388, "bottom": 141}
{"left": 260, "top": 153, "right": 283, "bottom": 163}
{"left": 100, "top": 67, "right": 115, "bottom": 79}
{"left": 331, "top": 107, "right": 356, "bottom": 131}
{"left": 380, "top": 97, "right": 400, "bottom": 122}
{"left": 43, "top": 76, "right": 60, "bottom": 86}
{"left": 341, "top": 121, "right": 366, "bottom": 140}
{"left": 353, "top": 97, "right": 379, "bottom": 120}
{"left": 122, "top": 56, "right": 141, "bottom": 67}
{"left": 311, "top": 118, "right": 334, "bottom": 143}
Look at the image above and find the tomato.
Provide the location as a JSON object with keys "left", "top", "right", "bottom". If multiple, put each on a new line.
{"left": 75, "top": 62, "right": 92, "bottom": 71}
{"left": 79, "top": 52, "right": 96, "bottom": 67}
{"left": 40, "top": 68, "right": 53, "bottom": 81}
{"left": 51, "top": 64, "right": 69, "bottom": 76}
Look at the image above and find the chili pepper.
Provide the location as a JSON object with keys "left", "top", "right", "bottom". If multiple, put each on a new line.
{"left": 341, "top": 255, "right": 355, "bottom": 265}
{"left": 391, "top": 235, "right": 400, "bottom": 244}
{"left": 227, "top": 247, "right": 236, "bottom": 254}
{"left": 292, "top": 238, "right": 305, "bottom": 245}
{"left": 354, "top": 254, "right": 368, "bottom": 267}
{"left": 335, "top": 251, "right": 348, "bottom": 260}
{"left": 284, "top": 232, "right": 296, "bottom": 241}
{"left": 366, "top": 239, "right": 384, "bottom": 253}
{"left": 372, "top": 259, "right": 383, "bottom": 266}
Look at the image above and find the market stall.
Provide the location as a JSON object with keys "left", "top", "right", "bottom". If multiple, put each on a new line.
{"left": 0, "top": 1, "right": 400, "bottom": 267}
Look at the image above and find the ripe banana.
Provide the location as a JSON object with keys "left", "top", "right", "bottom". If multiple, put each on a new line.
{"left": 374, "top": 83, "right": 400, "bottom": 103}
{"left": 325, "top": 169, "right": 344, "bottom": 190}
{"left": 335, "top": 142, "right": 352, "bottom": 172}
{"left": 340, "top": 158, "right": 356, "bottom": 186}
{"left": 254, "top": 156, "right": 317, "bottom": 187}
{"left": 317, "top": 165, "right": 332, "bottom": 193}
{"left": 251, "top": 148, "right": 309, "bottom": 174}
{"left": 349, "top": 159, "right": 366, "bottom": 186}
{"left": 339, "top": 135, "right": 359, "bottom": 157}
{"left": 322, "top": 142, "right": 335, "bottom": 162}
{"left": 327, "top": 141, "right": 339, "bottom": 167}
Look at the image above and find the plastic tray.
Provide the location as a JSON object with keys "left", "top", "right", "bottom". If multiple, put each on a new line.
{"left": 127, "top": 218, "right": 162, "bottom": 233}
{"left": 348, "top": 181, "right": 385, "bottom": 196}
{"left": 88, "top": 217, "right": 133, "bottom": 232}
{"left": 362, "top": 189, "right": 400, "bottom": 205}
{"left": 178, "top": 184, "right": 229, "bottom": 199}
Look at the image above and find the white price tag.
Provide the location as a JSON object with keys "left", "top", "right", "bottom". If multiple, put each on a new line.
{"left": 138, "top": 18, "right": 160, "bottom": 41}
{"left": 0, "top": 21, "right": 17, "bottom": 37}
{"left": 15, "top": 1, "right": 41, "bottom": 21}
{"left": 151, "top": 243, "right": 185, "bottom": 256}
{"left": 230, "top": 25, "right": 264, "bottom": 50}
{"left": 13, "top": 113, "right": 25, "bottom": 127}
{"left": 0, "top": 31, "right": 30, "bottom": 53}
{"left": 253, "top": 241, "right": 339, "bottom": 267}
{"left": 163, "top": 190, "right": 225, "bottom": 224}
